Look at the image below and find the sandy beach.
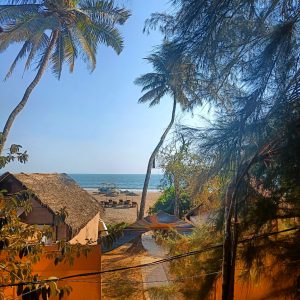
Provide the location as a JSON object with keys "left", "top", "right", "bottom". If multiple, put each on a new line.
{"left": 87, "top": 190, "right": 161, "bottom": 225}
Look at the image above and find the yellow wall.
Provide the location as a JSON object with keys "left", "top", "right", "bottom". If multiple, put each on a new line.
{"left": 69, "top": 212, "right": 100, "bottom": 245}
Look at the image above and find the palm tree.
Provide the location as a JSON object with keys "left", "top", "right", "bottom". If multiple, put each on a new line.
{"left": 0, "top": 0, "right": 130, "bottom": 154}
{"left": 134, "top": 42, "right": 198, "bottom": 219}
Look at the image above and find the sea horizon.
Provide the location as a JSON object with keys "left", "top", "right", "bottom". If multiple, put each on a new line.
{"left": 69, "top": 173, "right": 163, "bottom": 190}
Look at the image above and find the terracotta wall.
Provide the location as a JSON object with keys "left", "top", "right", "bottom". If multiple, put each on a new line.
{"left": 210, "top": 262, "right": 299, "bottom": 300}
{"left": 4, "top": 245, "right": 102, "bottom": 300}
{"left": 69, "top": 212, "right": 100, "bottom": 245}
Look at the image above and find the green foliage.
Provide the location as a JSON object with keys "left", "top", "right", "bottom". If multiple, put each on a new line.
{"left": 147, "top": 284, "right": 178, "bottom": 300}
{"left": 149, "top": 186, "right": 190, "bottom": 216}
{"left": 144, "top": 1, "right": 300, "bottom": 297}
{"left": 146, "top": 1, "right": 300, "bottom": 109}
{"left": 157, "top": 135, "right": 202, "bottom": 217}
{"left": 99, "top": 222, "right": 127, "bottom": 249}
{"left": 0, "top": 144, "right": 28, "bottom": 168}
{"left": 159, "top": 136, "right": 201, "bottom": 188}
{"left": 154, "top": 225, "right": 223, "bottom": 299}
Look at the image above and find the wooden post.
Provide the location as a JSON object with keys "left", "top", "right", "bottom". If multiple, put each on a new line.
{"left": 221, "top": 182, "right": 235, "bottom": 300}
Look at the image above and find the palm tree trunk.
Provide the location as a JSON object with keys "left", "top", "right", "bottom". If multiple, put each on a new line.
{"left": 138, "top": 98, "right": 177, "bottom": 220}
{"left": 0, "top": 30, "right": 59, "bottom": 155}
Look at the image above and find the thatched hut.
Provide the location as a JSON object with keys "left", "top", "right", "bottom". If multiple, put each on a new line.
{"left": 0, "top": 172, "right": 102, "bottom": 245}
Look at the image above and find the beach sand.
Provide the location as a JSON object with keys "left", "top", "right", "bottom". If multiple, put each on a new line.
{"left": 88, "top": 190, "right": 161, "bottom": 225}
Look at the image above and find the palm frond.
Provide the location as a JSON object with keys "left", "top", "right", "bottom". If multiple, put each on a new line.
{"left": 146, "top": 53, "right": 168, "bottom": 74}
{"left": 141, "top": 81, "right": 166, "bottom": 93}
{"left": 4, "top": 40, "right": 31, "bottom": 80}
{"left": 79, "top": 0, "right": 131, "bottom": 25}
{"left": 51, "top": 32, "right": 65, "bottom": 79}
{"left": 6, "top": 1, "right": 41, "bottom": 4}
{"left": 0, "top": 4, "right": 40, "bottom": 24}
{"left": 135, "top": 42, "right": 198, "bottom": 109}
{"left": 24, "top": 32, "right": 49, "bottom": 71}
{"left": 89, "top": 21, "right": 124, "bottom": 54}
{"left": 134, "top": 73, "right": 165, "bottom": 87}
{"left": 138, "top": 86, "right": 168, "bottom": 106}
{"left": 1, "top": 14, "right": 58, "bottom": 46}
{"left": 0, "top": 0, "right": 128, "bottom": 78}
{"left": 63, "top": 27, "right": 77, "bottom": 73}
{"left": 72, "top": 24, "right": 96, "bottom": 71}
{"left": 75, "top": 9, "right": 124, "bottom": 54}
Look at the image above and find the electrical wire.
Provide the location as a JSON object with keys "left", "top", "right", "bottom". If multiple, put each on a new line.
{"left": 13, "top": 257, "right": 300, "bottom": 299}
{"left": 0, "top": 226, "right": 298, "bottom": 288}
{"left": 101, "top": 270, "right": 222, "bottom": 285}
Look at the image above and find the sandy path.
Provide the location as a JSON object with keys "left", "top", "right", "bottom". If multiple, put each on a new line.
{"left": 141, "top": 232, "right": 170, "bottom": 300}
{"left": 88, "top": 190, "right": 161, "bottom": 225}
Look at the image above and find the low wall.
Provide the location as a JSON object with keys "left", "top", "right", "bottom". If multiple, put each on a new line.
{"left": 4, "top": 245, "right": 102, "bottom": 300}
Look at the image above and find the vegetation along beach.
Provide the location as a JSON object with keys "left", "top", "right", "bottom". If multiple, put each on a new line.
{"left": 0, "top": 1, "right": 299, "bottom": 300}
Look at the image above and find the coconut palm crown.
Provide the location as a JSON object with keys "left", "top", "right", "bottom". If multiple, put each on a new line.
{"left": 0, "top": 0, "right": 130, "bottom": 154}
{"left": 135, "top": 42, "right": 199, "bottom": 109}
{"left": 0, "top": 0, "right": 130, "bottom": 79}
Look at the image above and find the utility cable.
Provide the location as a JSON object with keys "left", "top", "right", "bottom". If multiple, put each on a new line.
{"left": 0, "top": 226, "right": 298, "bottom": 288}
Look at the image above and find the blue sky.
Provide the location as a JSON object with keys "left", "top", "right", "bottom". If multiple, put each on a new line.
{"left": 0, "top": 0, "right": 205, "bottom": 174}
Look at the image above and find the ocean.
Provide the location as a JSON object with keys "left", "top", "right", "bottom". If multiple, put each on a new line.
{"left": 69, "top": 174, "right": 163, "bottom": 191}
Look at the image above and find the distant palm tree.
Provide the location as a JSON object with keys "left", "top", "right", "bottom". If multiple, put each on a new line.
{"left": 135, "top": 42, "right": 198, "bottom": 219}
{"left": 0, "top": 0, "right": 130, "bottom": 154}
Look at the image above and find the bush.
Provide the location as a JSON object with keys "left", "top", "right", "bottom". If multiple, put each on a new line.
{"left": 149, "top": 187, "right": 191, "bottom": 216}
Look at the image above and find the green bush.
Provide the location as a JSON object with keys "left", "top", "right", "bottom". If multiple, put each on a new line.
{"left": 149, "top": 187, "right": 191, "bottom": 216}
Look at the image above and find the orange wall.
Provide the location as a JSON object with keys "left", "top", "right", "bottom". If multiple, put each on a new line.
{"left": 5, "top": 245, "right": 101, "bottom": 300}
{"left": 210, "top": 262, "right": 299, "bottom": 300}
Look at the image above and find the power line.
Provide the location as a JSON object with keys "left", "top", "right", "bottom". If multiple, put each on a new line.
{"left": 14, "top": 271, "right": 221, "bottom": 299}
{"left": 18, "top": 258, "right": 300, "bottom": 297}
{"left": 0, "top": 226, "right": 298, "bottom": 288}
{"left": 53, "top": 259, "right": 300, "bottom": 286}
{"left": 15, "top": 259, "right": 300, "bottom": 299}
{"left": 102, "top": 270, "right": 222, "bottom": 285}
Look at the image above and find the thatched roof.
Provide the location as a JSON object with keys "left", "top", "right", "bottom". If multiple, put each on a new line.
{"left": 0, "top": 172, "right": 101, "bottom": 234}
